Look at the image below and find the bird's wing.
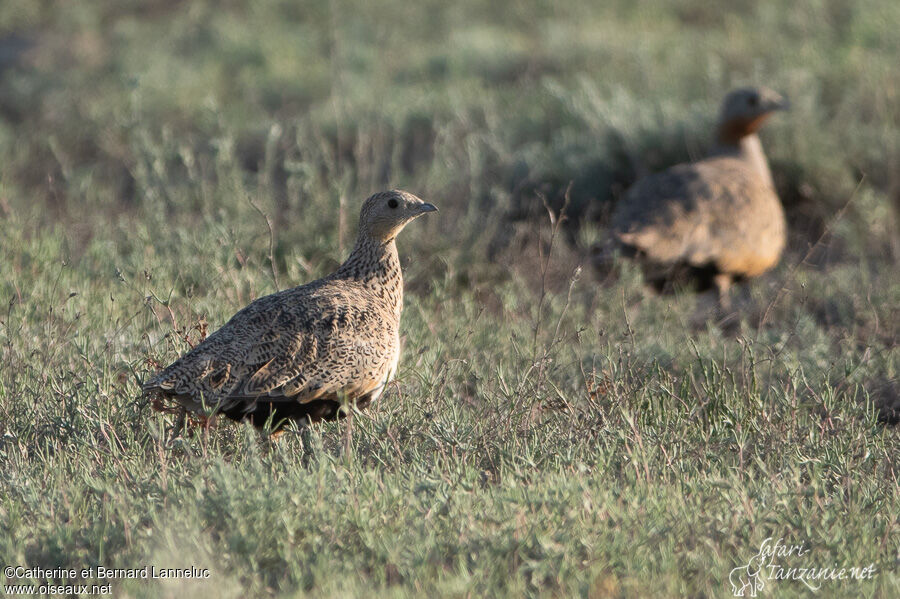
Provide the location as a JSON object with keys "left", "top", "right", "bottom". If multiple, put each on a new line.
{"left": 612, "top": 158, "right": 781, "bottom": 270}
{"left": 143, "top": 283, "right": 394, "bottom": 412}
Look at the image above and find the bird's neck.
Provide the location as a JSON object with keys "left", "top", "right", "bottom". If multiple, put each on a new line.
{"left": 712, "top": 132, "right": 775, "bottom": 190}
{"left": 335, "top": 235, "right": 404, "bottom": 315}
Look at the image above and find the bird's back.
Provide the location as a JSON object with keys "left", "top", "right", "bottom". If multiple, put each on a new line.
{"left": 612, "top": 155, "right": 786, "bottom": 278}
{"left": 143, "top": 275, "right": 400, "bottom": 420}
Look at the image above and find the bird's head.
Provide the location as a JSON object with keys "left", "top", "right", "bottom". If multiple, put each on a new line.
{"left": 716, "top": 86, "right": 789, "bottom": 145}
{"left": 357, "top": 189, "right": 438, "bottom": 243}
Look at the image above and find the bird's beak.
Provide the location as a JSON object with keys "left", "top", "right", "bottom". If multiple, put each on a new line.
{"left": 418, "top": 202, "right": 438, "bottom": 213}
{"left": 765, "top": 92, "right": 790, "bottom": 112}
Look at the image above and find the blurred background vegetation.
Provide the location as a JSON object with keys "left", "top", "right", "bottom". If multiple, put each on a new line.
{"left": 0, "top": 1, "right": 897, "bottom": 596}
{"left": 2, "top": 0, "right": 898, "bottom": 246}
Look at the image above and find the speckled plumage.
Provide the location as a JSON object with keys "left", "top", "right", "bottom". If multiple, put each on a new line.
{"left": 608, "top": 87, "right": 789, "bottom": 306}
{"left": 143, "top": 190, "right": 437, "bottom": 430}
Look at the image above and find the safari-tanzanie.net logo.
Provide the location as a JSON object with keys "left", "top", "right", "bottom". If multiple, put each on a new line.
{"left": 729, "top": 537, "right": 877, "bottom": 596}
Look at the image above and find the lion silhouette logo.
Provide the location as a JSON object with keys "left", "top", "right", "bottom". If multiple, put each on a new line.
{"left": 730, "top": 553, "right": 765, "bottom": 597}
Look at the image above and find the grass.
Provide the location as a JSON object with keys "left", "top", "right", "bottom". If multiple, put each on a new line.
{"left": 0, "top": 0, "right": 898, "bottom": 596}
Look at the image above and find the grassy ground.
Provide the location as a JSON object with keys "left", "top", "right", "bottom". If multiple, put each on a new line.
{"left": 1, "top": 1, "right": 898, "bottom": 597}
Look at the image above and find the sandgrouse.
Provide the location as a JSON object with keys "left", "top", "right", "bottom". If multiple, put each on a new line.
{"left": 605, "top": 87, "right": 789, "bottom": 311}
{"left": 143, "top": 190, "right": 437, "bottom": 431}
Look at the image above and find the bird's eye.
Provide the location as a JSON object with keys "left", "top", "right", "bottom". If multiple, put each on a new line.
{"left": 388, "top": 198, "right": 399, "bottom": 209}
{"left": 748, "top": 95, "right": 758, "bottom": 107}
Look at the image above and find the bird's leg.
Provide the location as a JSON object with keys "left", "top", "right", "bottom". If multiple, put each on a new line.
{"left": 298, "top": 424, "right": 315, "bottom": 460}
{"left": 167, "top": 407, "right": 187, "bottom": 445}
{"left": 714, "top": 273, "right": 733, "bottom": 314}
{"left": 714, "top": 273, "right": 743, "bottom": 334}
{"left": 342, "top": 411, "right": 355, "bottom": 460}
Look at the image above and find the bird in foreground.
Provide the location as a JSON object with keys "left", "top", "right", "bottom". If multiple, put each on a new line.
{"left": 143, "top": 190, "right": 437, "bottom": 432}
{"left": 600, "top": 87, "right": 789, "bottom": 312}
